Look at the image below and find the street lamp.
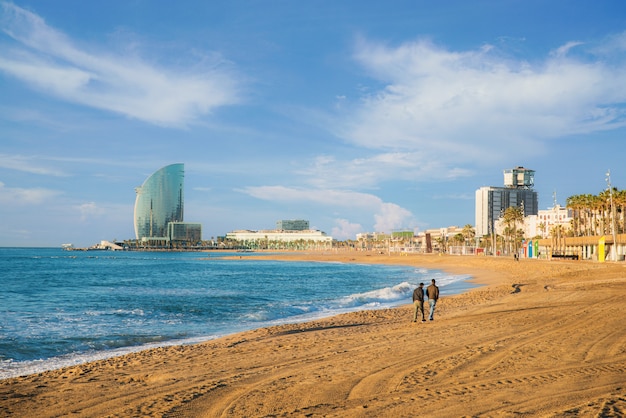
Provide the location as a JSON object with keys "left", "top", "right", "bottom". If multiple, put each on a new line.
{"left": 606, "top": 169, "right": 618, "bottom": 261}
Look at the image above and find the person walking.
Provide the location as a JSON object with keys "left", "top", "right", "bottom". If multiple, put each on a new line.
{"left": 426, "top": 279, "right": 439, "bottom": 321}
{"left": 412, "top": 283, "right": 426, "bottom": 322}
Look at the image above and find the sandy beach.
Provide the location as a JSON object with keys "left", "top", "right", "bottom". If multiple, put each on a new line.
{"left": 2, "top": 252, "right": 626, "bottom": 417}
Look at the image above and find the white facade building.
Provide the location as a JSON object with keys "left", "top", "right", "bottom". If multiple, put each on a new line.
{"left": 523, "top": 205, "right": 572, "bottom": 239}
{"left": 475, "top": 167, "right": 538, "bottom": 237}
{"left": 476, "top": 186, "right": 539, "bottom": 237}
{"left": 225, "top": 229, "right": 333, "bottom": 245}
{"left": 356, "top": 232, "right": 388, "bottom": 241}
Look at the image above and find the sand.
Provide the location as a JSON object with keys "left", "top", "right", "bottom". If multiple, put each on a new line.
{"left": 2, "top": 252, "right": 626, "bottom": 417}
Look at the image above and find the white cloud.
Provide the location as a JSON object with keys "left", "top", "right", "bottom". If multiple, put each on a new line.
{"left": 241, "top": 185, "right": 415, "bottom": 233}
{"left": 373, "top": 202, "right": 413, "bottom": 232}
{"left": 193, "top": 187, "right": 213, "bottom": 192}
{"left": 0, "top": 181, "right": 62, "bottom": 205}
{"left": 0, "top": 154, "right": 68, "bottom": 176}
{"left": 331, "top": 218, "right": 362, "bottom": 240}
{"left": 0, "top": 2, "right": 241, "bottom": 127}
{"left": 241, "top": 185, "right": 381, "bottom": 207}
{"left": 340, "top": 37, "right": 626, "bottom": 165}
{"left": 551, "top": 41, "right": 584, "bottom": 58}
{"left": 592, "top": 31, "right": 626, "bottom": 55}
{"left": 76, "top": 201, "right": 106, "bottom": 222}
{"left": 299, "top": 153, "right": 473, "bottom": 189}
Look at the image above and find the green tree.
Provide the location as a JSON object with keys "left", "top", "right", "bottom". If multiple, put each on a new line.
{"left": 502, "top": 206, "right": 525, "bottom": 255}
{"left": 462, "top": 224, "right": 475, "bottom": 247}
{"left": 450, "top": 233, "right": 465, "bottom": 247}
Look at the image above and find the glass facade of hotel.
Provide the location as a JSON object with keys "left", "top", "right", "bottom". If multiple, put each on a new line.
{"left": 167, "top": 222, "right": 202, "bottom": 243}
{"left": 134, "top": 164, "right": 184, "bottom": 240}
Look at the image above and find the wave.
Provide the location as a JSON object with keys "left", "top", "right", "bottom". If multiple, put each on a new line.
{"left": 0, "top": 255, "right": 477, "bottom": 381}
{"left": 0, "top": 335, "right": 221, "bottom": 380}
{"left": 237, "top": 272, "right": 474, "bottom": 330}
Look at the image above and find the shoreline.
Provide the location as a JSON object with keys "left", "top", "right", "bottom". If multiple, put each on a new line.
{"left": 2, "top": 253, "right": 626, "bottom": 417}
{"left": 0, "top": 253, "right": 475, "bottom": 380}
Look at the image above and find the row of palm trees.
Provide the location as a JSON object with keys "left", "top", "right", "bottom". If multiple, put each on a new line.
{"left": 445, "top": 224, "right": 477, "bottom": 248}
{"left": 477, "top": 187, "right": 625, "bottom": 255}
{"left": 500, "top": 206, "right": 525, "bottom": 254}
{"left": 566, "top": 188, "right": 626, "bottom": 237}
{"left": 476, "top": 207, "right": 525, "bottom": 255}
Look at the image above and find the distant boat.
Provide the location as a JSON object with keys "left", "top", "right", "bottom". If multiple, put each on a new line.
{"left": 61, "top": 243, "right": 73, "bottom": 250}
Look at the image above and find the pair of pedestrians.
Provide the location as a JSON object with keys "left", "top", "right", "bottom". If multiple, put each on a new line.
{"left": 412, "top": 279, "right": 439, "bottom": 322}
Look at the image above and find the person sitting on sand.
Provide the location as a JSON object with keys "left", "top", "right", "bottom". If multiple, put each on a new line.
{"left": 412, "top": 283, "right": 426, "bottom": 322}
{"left": 426, "top": 279, "right": 439, "bottom": 321}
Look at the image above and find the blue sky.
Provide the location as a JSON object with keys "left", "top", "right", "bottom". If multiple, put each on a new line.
{"left": 2, "top": 1, "right": 626, "bottom": 247}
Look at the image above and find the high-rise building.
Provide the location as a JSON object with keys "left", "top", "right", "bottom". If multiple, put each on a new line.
{"left": 475, "top": 167, "right": 538, "bottom": 237}
{"left": 134, "top": 163, "right": 184, "bottom": 240}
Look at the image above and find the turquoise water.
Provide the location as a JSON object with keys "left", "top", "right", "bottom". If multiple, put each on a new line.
{"left": 0, "top": 248, "right": 475, "bottom": 379}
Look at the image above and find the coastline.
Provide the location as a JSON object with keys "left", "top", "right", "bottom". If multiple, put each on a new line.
{"left": 0, "top": 251, "right": 474, "bottom": 381}
{"left": 2, "top": 252, "right": 626, "bottom": 417}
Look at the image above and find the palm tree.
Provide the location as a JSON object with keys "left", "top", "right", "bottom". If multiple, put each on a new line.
{"left": 462, "top": 224, "right": 475, "bottom": 247}
{"left": 435, "top": 236, "right": 447, "bottom": 253}
{"left": 551, "top": 224, "right": 565, "bottom": 254}
{"left": 565, "top": 188, "right": 626, "bottom": 238}
{"left": 538, "top": 222, "right": 546, "bottom": 239}
{"left": 615, "top": 189, "right": 626, "bottom": 234}
{"left": 566, "top": 194, "right": 583, "bottom": 236}
{"left": 598, "top": 189, "right": 611, "bottom": 236}
{"left": 585, "top": 194, "right": 601, "bottom": 236}
{"left": 502, "top": 206, "right": 525, "bottom": 255}
{"left": 481, "top": 233, "right": 494, "bottom": 254}
{"left": 451, "top": 233, "right": 465, "bottom": 247}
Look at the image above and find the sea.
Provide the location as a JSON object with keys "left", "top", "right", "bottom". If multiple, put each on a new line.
{"left": 0, "top": 247, "right": 476, "bottom": 380}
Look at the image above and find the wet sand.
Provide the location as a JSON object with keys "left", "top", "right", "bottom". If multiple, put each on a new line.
{"left": 2, "top": 252, "right": 626, "bottom": 417}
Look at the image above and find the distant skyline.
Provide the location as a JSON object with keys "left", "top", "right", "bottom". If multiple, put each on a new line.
{"left": 2, "top": 1, "right": 626, "bottom": 247}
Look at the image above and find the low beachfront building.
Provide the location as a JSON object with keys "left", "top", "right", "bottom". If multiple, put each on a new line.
{"left": 356, "top": 232, "right": 389, "bottom": 242}
{"left": 523, "top": 204, "right": 572, "bottom": 239}
{"left": 225, "top": 229, "right": 333, "bottom": 250}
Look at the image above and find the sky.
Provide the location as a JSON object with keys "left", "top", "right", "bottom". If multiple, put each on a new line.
{"left": 2, "top": 1, "right": 626, "bottom": 247}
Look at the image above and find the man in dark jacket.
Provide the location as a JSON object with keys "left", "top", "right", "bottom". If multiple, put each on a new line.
{"left": 426, "top": 279, "right": 439, "bottom": 321}
{"left": 412, "top": 283, "right": 426, "bottom": 322}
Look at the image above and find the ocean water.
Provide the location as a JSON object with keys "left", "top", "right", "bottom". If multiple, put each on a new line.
{"left": 0, "top": 248, "right": 475, "bottom": 379}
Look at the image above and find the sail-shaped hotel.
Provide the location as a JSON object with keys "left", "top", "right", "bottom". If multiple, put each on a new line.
{"left": 133, "top": 164, "right": 201, "bottom": 245}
